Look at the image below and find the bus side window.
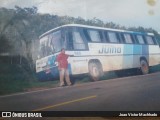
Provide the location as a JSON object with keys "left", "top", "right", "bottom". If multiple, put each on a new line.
{"left": 136, "top": 35, "right": 145, "bottom": 44}
{"left": 72, "top": 30, "right": 86, "bottom": 50}
{"left": 87, "top": 29, "right": 102, "bottom": 42}
{"left": 154, "top": 37, "right": 159, "bottom": 45}
{"left": 145, "top": 36, "right": 155, "bottom": 45}
{"left": 108, "top": 31, "right": 119, "bottom": 43}
{"left": 123, "top": 33, "right": 133, "bottom": 44}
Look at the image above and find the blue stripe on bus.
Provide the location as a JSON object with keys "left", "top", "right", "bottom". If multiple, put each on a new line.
{"left": 68, "top": 64, "right": 72, "bottom": 75}
{"left": 48, "top": 55, "right": 57, "bottom": 66}
{"left": 142, "top": 45, "right": 149, "bottom": 55}
{"left": 123, "top": 45, "right": 133, "bottom": 68}
{"left": 37, "top": 67, "right": 59, "bottom": 81}
{"left": 123, "top": 44, "right": 149, "bottom": 69}
{"left": 142, "top": 45, "right": 149, "bottom": 64}
{"left": 123, "top": 45, "right": 133, "bottom": 54}
{"left": 133, "top": 45, "right": 142, "bottom": 54}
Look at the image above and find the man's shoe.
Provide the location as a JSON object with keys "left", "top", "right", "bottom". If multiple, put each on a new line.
{"left": 59, "top": 84, "right": 65, "bottom": 87}
{"left": 67, "top": 83, "right": 73, "bottom": 86}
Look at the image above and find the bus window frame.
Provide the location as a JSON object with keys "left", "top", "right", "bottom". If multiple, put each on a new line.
{"left": 100, "top": 30, "right": 107, "bottom": 43}
{"left": 134, "top": 34, "right": 147, "bottom": 45}
{"left": 105, "top": 31, "right": 121, "bottom": 44}
{"left": 145, "top": 35, "right": 157, "bottom": 45}
{"left": 82, "top": 28, "right": 91, "bottom": 42}
{"left": 84, "top": 28, "right": 103, "bottom": 43}
{"left": 152, "top": 36, "right": 158, "bottom": 45}
{"left": 117, "top": 32, "right": 123, "bottom": 44}
{"left": 154, "top": 37, "right": 159, "bottom": 45}
{"left": 132, "top": 34, "right": 139, "bottom": 44}
{"left": 66, "top": 27, "right": 89, "bottom": 51}
{"left": 65, "top": 27, "right": 74, "bottom": 50}
{"left": 39, "top": 35, "right": 49, "bottom": 58}
{"left": 104, "top": 30, "right": 109, "bottom": 43}
{"left": 61, "top": 27, "right": 68, "bottom": 50}
{"left": 121, "top": 33, "right": 135, "bottom": 44}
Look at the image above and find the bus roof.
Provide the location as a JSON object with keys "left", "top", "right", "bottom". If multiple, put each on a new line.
{"left": 39, "top": 24, "right": 154, "bottom": 38}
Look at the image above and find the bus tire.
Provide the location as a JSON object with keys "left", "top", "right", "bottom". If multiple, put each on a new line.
{"left": 140, "top": 59, "right": 149, "bottom": 75}
{"left": 88, "top": 61, "right": 103, "bottom": 81}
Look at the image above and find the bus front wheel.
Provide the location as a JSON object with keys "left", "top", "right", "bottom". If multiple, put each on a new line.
{"left": 88, "top": 61, "right": 103, "bottom": 81}
{"left": 140, "top": 59, "right": 149, "bottom": 75}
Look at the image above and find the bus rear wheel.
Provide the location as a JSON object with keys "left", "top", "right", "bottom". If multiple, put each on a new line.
{"left": 88, "top": 61, "right": 103, "bottom": 81}
{"left": 140, "top": 59, "right": 149, "bottom": 75}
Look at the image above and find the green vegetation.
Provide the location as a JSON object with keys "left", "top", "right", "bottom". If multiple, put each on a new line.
{"left": 150, "top": 64, "right": 160, "bottom": 73}
{"left": 0, "top": 63, "right": 59, "bottom": 95}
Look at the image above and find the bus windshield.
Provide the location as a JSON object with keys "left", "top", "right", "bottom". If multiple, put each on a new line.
{"left": 39, "top": 30, "right": 63, "bottom": 58}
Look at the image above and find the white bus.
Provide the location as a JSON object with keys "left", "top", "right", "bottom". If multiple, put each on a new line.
{"left": 36, "top": 24, "right": 160, "bottom": 81}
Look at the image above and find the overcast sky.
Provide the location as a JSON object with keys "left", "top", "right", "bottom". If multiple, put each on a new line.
{"left": 0, "top": 0, "right": 160, "bottom": 32}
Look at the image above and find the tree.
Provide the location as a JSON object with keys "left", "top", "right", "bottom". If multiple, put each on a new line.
{"left": 0, "top": 34, "right": 12, "bottom": 53}
{"left": 0, "top": 6, "right": 159, "bottom": 65}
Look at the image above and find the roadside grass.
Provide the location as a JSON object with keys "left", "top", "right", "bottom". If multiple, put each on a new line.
{"left": 150, "top": 64, "right": 160, "bottom": 73}
{"left": 0, "top": 63, "right": 60, "bottom": 95}
{"left": 0, "top": 73, "right": 59, "bottom": 95}
{"left": 101, "top": 71, "right": 118, "bottom": 80}
{"left": 0, "top": 63, "right": 160, "bottom": 96}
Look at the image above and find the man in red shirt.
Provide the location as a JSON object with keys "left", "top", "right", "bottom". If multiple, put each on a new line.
{"left": 57, "top": 48, "right": 72, "bottom": 87}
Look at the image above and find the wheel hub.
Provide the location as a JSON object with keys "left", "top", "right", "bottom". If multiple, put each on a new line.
{"left": 93, "top": 67, "right": 99, "bottom": 77}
